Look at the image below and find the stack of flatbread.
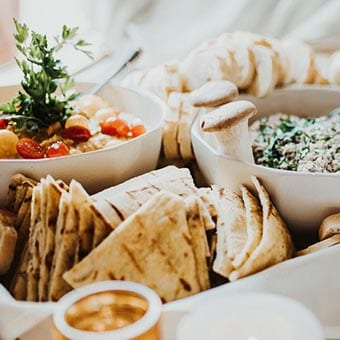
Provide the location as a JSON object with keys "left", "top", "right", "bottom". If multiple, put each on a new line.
{"left": 212, "top": 176, "right": 294, "bottom": 281}
{"left": 2, "top": 166, "right": 216, "bottom": 303}
{"left": 162, "top": 80, "right": 239, "bottom": 161}
{"left": 7, "top": 176, "right": 113, "bottom": 302}
{"left": 122, "top": 31, "right": 340, "bottom": 161}
{"left": 124, "top": 31, "right": 340, "bottom": 99}
{"left": 1, "top": 166, "right": 297, "bottom": 303}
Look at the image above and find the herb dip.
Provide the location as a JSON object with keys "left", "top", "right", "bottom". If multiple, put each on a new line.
{"left": 250, "top": 113, "right": 340, "bottom": 172}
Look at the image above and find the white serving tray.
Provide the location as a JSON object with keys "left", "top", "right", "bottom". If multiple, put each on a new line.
{"left": 2, "top": 245, "right": 340, "bottom": 340}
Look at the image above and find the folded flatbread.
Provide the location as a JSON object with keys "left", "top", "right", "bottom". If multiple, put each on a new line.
{"left": 184, "top": 196, "right": 210, "bottom": 291}
{"left": 26, "top": 184, "right": 43, "bottom": 301}
{"left": 93, "top": 166, "right": 215, "bottom": 232}
{"left": 232, "top": 186, "right": 263, "bottom": 269}
{"left": 48, "top": 191, "right": 77, "bottom": 301}
{"left": 38, "top": 177, "right": 65, "bottom": 301}
{"left": 229, "top": 177, "right": 294, "bottom": 281}
{"left": 64, "top": 191, "right": 202, "bottom": 303}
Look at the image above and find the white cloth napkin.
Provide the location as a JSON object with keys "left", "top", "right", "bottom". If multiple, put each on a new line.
{"left": 0, "top": 287, "right": 55, "bottom": 340}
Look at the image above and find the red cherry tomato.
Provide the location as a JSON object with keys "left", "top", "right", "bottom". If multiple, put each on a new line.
{"left": 16, "top": 138, "right": 45, "bottom": 159}
{"left": 62, "top": 126, "right": 91, "bottom": 142}
{"left": 130, "top": 124, "right": 146, "bottom": 137}
{"left": 45, "top": 141, "right": 70, "bottom": 158}
{"left": 100, "top": 119, "right": 130, "bottom": 137}
{"left": 0, "top": 119, "right": 9, "bottom": 129}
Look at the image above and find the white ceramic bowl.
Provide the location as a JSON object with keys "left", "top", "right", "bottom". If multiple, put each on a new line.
{"left": 192, "top": 86, "right": 340, "bottom": 233}
{"left": 0, "top": 83, "right": 165, "bottom": 205}
{"left": 176, "top": 292, "right": 324, "bottom": 340}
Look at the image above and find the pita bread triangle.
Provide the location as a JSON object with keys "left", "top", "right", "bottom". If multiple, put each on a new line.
{"left": 64, "top": 191, "right": 202, "bottom": 303}
{"left": 38, "top": 176, "right": 65, "bottom": 301}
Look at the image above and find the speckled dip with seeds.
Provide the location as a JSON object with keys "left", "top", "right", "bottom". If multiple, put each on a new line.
{"left": 250, "top": 112, "right": 340, "bottom": 173}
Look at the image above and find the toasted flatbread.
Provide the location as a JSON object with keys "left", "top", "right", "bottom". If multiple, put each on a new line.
{"left": 48, "top": 191, "right": 70, "bottom": 300}
{"left": 9, "top": 243, "right": 29, "bottom": 300}
{"left": 282, "top": 39, "right": 315, "bottom": 84}
{"left": 214, "top": 34, "right": 256, "bottom": 89}
{"left": 180, "top": 50, "right": 226, "bottom": 92}
{"left": 38, "top": 176, "right": 65, "bottom": 301}
{"left": 232, "top": 186, "right": 262, "bottom": 269}
{"left": 229, "top": 177, "right": 294, "bottom": 281}
{"left": 71, "top": 181, "right": 95, "bottom": 263}
{"left": 139, "top": 62, "right": 183, "bottom": 100}
{"left": 27, "top": 184, "right": 43, "bottom": 301}
{"left": 49, "top": 191, "right": 77, "bottom": 301}
{"left": 212, "top": 186, "right": 235, "bottom": 278}
{"left": 64, "top": 191, "right": 202, "bottom": 303}
{"left": 5, "top": 174, "right": 37, "bottom": 212}
{"left": 93, "top": 166, "right": 215, "bottom": 232}
{"left": 197, "top": 187, "right": 218, "bottom": 221}
{"left": 184, "top": 196, "right": 210, "bottom": 291}
{"left": 189, "top": 80, "right": 238, "bottom": 108}
{"left": 163, "top": 92, "right": 182, "bottom": 160}
{"left": 220, "top": 187, "right": 247, "bottom": 261}
{"left": 177, "top": 95, "right": 199, "bottom": 160}
{"left": 0, "top": 224, "right": 17, "bottom": 275}
{"left": 90, "top": 206, "right": 112, "bottom": 249}
{"left": 248, "top": 44, "right": 280, "bottom": 97}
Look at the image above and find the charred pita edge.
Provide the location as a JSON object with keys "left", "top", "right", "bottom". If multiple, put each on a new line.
{"left": 4, "top": 174, "right": 37, "bottom": 211}
{"left": 26, "top": 183, "right": 43, "bottom": 301}
{"left": 9, "top": 242, "right": 29, "bottom": 300}
{"left": 48, "top": 191, "right": 70, "bottom": 300}
{"left": 184, "top": 195, "right": 210, "bottom": 291}
{"left": 39, "top": 176, "right": 65, "bottom": 301}
{"left": 49, "top": 191, "right": 77, "bottom": 301}
{"left": 64, "top": 191, "right": 202, "bottom": 303}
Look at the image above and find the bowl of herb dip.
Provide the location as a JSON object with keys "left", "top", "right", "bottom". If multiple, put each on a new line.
{"left": 192, "top": 85, "right": 340, "bottom": 233}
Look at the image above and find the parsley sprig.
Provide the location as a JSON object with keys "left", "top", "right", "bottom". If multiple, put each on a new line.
{"left": 0, "top": 20, "right": 92, "bottom": 132}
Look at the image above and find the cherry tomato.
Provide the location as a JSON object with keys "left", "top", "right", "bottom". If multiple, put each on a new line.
{"left": 62, "top": 126, "right": 91, "bottom": 142}
{"left": 45, "top": 141, "right": 70, "bottom": 158}
{"left": 16, "top": 138, "right": 45, "bottom": 159}
{"left": 0, "top": 119, "right": 9, "bottom": 129}
{"left": 100, "top": 119, "right": 130, "bottom": 137}
{"left": 130, "top": 124, "right": 146, "bottom": 137}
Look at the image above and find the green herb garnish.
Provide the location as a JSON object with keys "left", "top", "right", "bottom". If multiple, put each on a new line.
{"left": 255, "top": 117, "right": 317, "bottom": 170}
{"left": 0, "top": 19, "right": 92, "bottom": 132}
